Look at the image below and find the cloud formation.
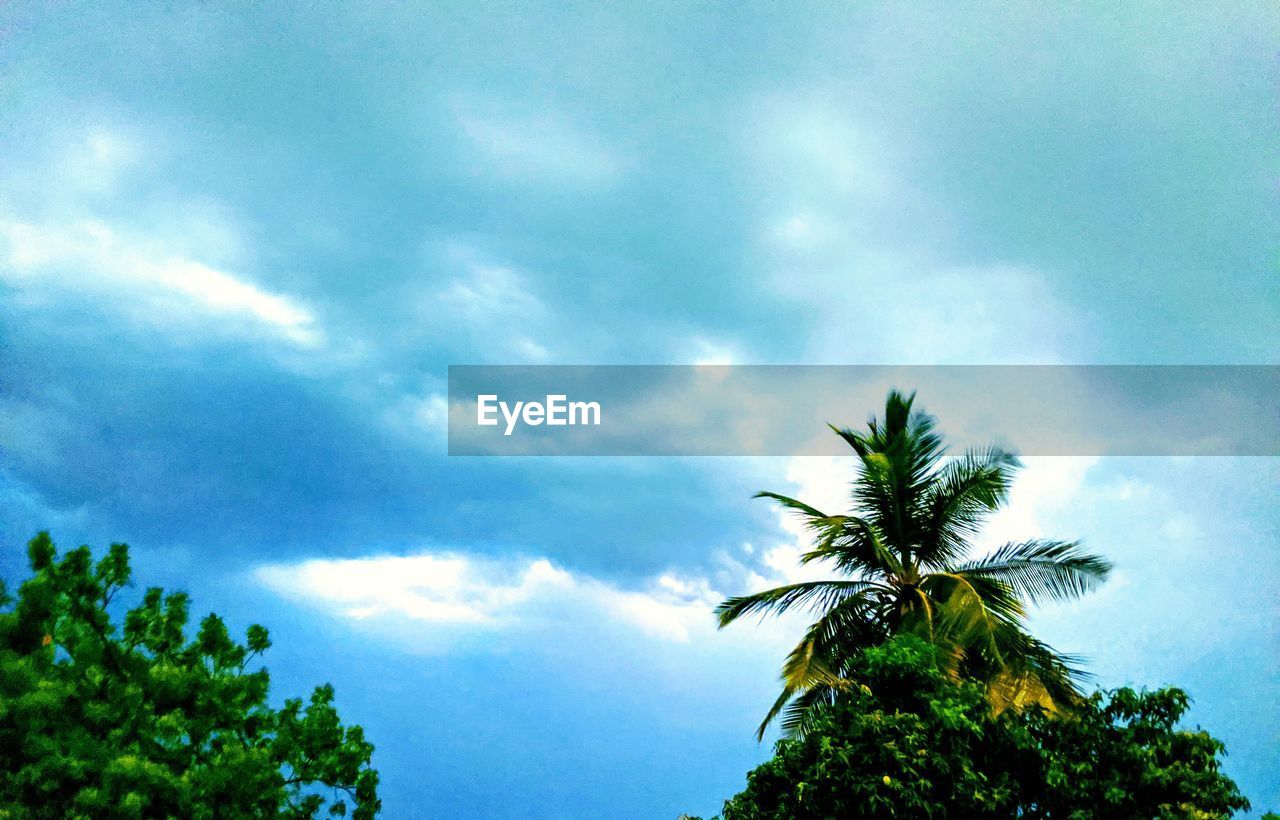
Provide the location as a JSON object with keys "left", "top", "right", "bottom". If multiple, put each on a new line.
{"left": 1, "top": 218, "right": 322, "bottom": 347}
{"left": 2, "top": 3, "right": 1275, "bottom": 814}
{"left": 255, "top": 549, "right": 770, "bottom": 650}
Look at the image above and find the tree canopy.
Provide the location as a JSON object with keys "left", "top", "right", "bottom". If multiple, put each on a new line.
{"left": 0, "top": 532, "right": 380, "bottom": 819}
{"left": 700, "top": 637, "right": 1250, "bottom": 819}
{"left": 716, "top": 390, "right": 1112, "bottom": 738}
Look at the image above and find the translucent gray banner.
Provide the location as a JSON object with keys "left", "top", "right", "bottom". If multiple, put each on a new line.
{"left": 447, "top": 365, "right": 1279, "bottom": 456}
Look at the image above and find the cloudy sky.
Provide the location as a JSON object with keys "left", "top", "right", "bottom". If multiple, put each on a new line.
{"left": 1, "top": 3, "right": 1277, "bottom": 816}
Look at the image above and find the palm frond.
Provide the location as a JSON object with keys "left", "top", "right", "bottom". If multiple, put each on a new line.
{"left": 896, "top": 586, "right": 937, "bottom": 641}
{"left": 752, "top": 491, "right": 838, "bottom": 526}
{"left": 753, "top": 490, "right": 901, "bottom": 578}
{"left": 835, "top": 390, "right": 949, "bottom": 564}
{"left": 799, "top": 520, "right": 901, "bottom": 578}
{"left": 826, "top": 421, "right": 870, "bottom": 457}
{"left": 755, "top": 685, "right": 797, "bottom": 742}
{"left": 714, "top": 580, "right": 878, "bottom": 628}
{"left": 777, "top": 684, "right": 838, "bottom": 738}
{"left": 986, "top": 667, "right": 1057, "bottom": 715}
{"left": 915, "top": 446, "right": 1020, "bottom": 568}
{"left": 756, "top": 640, "right": 843, "bottom": 740}
{"left": 993, "top": 625, "right": 1089, "bottom": 686}
{"left": 779, "top": 593, "right": 885, "bottom": 686}
{"left": 918, "top": 571, "right": 1028, "bottom": 669}
{"left": 811, "top": 592, "right": 890, "bottom": 651}
{"left": 983, "top": 624, "right": 1088, "bottom": 709}
{"left": 779, "top": 636, "right": 838, "bottom": 691}
{"left": 953, "top": 539, "right": 1112, "bottom": 604}
{"left": 932, "top": 571, "right": 1026, "bottom": 622}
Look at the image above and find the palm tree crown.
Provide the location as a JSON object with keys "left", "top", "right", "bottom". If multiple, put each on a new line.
{"left": 716, "top": 390, "right": 1112, "bottom": 739}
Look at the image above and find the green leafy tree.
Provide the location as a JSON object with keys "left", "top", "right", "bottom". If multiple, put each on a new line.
{"left": 1025, "top": 685, "right": 1252, "bottom": 819}
{"left": 0, "top": 532, "right": 380, "bottom": 819}
{"left": 702, "top": 638, "right": 1250, "bottom": 819}
{"left": 716, "top": 390, "right": 1112, "bottom": 738}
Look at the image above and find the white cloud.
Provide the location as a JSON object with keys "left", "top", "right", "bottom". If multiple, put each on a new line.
{"left": 437, "top": 259, "right": 543, "bottom": 323}
{"left": 750, "top": 456, "right": 859, "bottom": 586}
{"left": 748, "top": 98, "right": 1089, "bottom": 364}
{"left": 253, "top": 550, "right": 777, "bottom": 651}
{"left": 428, "top": 244, "right": 554, "bottom": 362}
{"left": 257, "top": 553, "right": 566, "bottom": 625}
{"left": 412, "top": 393, "right": 450, "bottom": 431}
{"left": 373, "top": 389, "right": 450, "bottom": 453}
{"left": 0, "top": 218, "right": 323, "bottom": 347}
{"left": 0, "top": 125, "right": 322, "bottom": 349}
{"left": 976, "top": 456, "right": 1099, "bottom": 550}
{"left": 769, "top": 244, "right": 1083, "bottom": 366}
{"left": 58, "top": 128, "right": 141, "bottom": 194}
{"left": 765, "top": 106, "right": 896, "bottom": 199}
{"left": 688, "top": 337, "right": 738, "bottom": 366}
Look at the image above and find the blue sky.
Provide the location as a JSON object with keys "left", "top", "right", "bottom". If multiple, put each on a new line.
{"left": 1, "top": 2, "right": 1277, "bottom": 816}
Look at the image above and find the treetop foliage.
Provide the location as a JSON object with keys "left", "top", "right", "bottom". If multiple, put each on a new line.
{"left": 698, "top": 637, "right": 1250, "bottom": 820}
{"left": 0, "top": 532, "right": 380, "bottom": 819}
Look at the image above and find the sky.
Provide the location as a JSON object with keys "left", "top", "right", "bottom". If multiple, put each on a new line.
{"left": 1, "top": 2, "right": 1277, "bottom": 817}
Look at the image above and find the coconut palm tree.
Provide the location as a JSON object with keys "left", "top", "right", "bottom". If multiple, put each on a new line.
{"left": 716, "top": 390, "right": 1111, "bottom": 739}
